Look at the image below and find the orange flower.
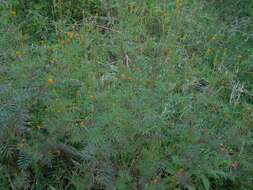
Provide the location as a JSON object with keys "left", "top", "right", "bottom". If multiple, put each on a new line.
{"left": 128, "top": 77, "right": 134, "bottom": 81}
{"left": 210, "top": 36, "right": 217, "bottom": 41}
{"left": 10, "top": 11, "right": 16, "bottom": 16}
{"left": 47, "top": 78, "right": 54, "bottom": 84}
{"left": 60, "top": 39, "right": 65, "bottom": 44}
{"left": 219, "top": 147, "right": 225, "bottom": 152}
{"left": 223, "top": 111, "right": 228, "bottom": 115}
{"left": 15, "top": 51, "right": 22, "bottom": 55}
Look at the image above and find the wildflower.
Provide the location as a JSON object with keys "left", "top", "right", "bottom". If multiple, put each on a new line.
{"left": 236, "top": 55, "right": 243, "bottom": 60}
{"left": 10, "top": 11, "right": 16, "bottom": 16}
{"left": 37, "top": 126, "right": 44, "bottom": 129}
{"left": 179, "top": 37, "right": 185, "bottom": 41}
{"left": 175, "top": 5, "right": 182, "bottom": 10}
{"left": 67, "top": 32, "right": 75, "bottom": 38}
{"left": 111, "top": 77, "right": 117, "bottom": 81}
{"left": 223, "top": 111, "right": 228, "bottom": 115}
{"left": 177, "top": 168, "right": 185, "bottom": 174}
{"left": 119, "top": 74, "right": 127, "bottom": 79}
{"left": 219, "top": 147, "right": 225, "bottom": 152}
{"left": 15, "top": 51, "right": 22, "bottom": 55}
{"left": 88, "top": 95, "right": 96, "bottom": 99}
{"left": 74, "top": 33, "right": 80, "bottom": 38}
{"left": 151, "top": 178, "right": 158, "bottom": 184}
{"left": 230, "top": 162, "right": 237, "bottom": 167}
{"left": 161, "top": 13, "right": 169, "bottom": 18}
{"left": 210, "top": 36, "right": 217, "bottom": 41}
{"left": 72, "top": 25, "right": 77, "bottom": 31}
{"left": 66, "top": 38, "right": 71, "bottom": 43}
{"left": 229, "top": 148, "right": 234, "bottom": 153}
{"left": 79, "top": 121, "right": 85, "bottom": 127}
{"left": 207, "top": 48, "right": 212, "bottom": 53}
{"left": 18, "top": 143, "right": 25, "bottom": 148}
{"left": 76, "top": 100, "right": 81, "bottom": 104}
{"left": 56, "top": 109, "right": 62, "bottom": 113}
{"left": 21, "top": 138, "right": 27, "bottom": 142}
{"left": 176, "top": 0, "right": 182, "bottom": 3}
{"left": 47, "top": 78, "right": 54, "bottom": 84}
{"left": 51, "top": 103, "right": 56, "bottom": 107}
{"left": 128, "top": 77, "right": 134, "bottom": 81}
{"left": 51, "top": 58, "right": 58, "bottom": 64}
{"left": 245, "top": 108, "right": 252, "bottom": 113}
{"left": 60, "top": 39, "right": 65, "bottom": 44}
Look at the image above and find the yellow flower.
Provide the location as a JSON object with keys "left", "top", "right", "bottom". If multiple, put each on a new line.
{"left": 15, "top": 51, "right": 22, "bottom": 55}
{"left": 47, "top": 78, "right": 54, "bottom": 84}
{"left": 229, "top": 148, "right": 234, "bottom": 153}
{"left": 51, "top": 58, "right": 58, "bottom": 64}
{"left": 176, "top": 0, "right": 182, "bottom": 3}
{"left": 37, "top": 126, "right": 44, "bottom": 129}
{"left": 177, "top": 168, "right": 184, "bottom": 174}
{"left": 10, "top": 11, "right": 16, "bottom": 16}
{"left": 88, "top": 95, "right": 96, "bottom": 99}
{"left": 245, "top": 108, "right": 252, "bottom": 113}
{"left": 18, "top": 143, "right": 25, "bottom": 148}
{"left": 21, "top": 138, "right": 27, "bottom": 142}
{"left": 56, "top": 109, "right": 62, "bottom": 113}
{"left": 175, "top": 5, "right": 182, "bottom": 10}
{"left": 67, "top": 32, "right": 75, "bottom": 38}
{"left": 119, "top": 74, "right": 127, "bottom": 79}
{"left": 230, "top": 162, "right": 237, "bottom": 167}
{"left": 207, "top": 48, "right": 212, "bottom": 53}
{"left": 72, "top": 25, "right": 77, "bottom": 31}
{"left": 161, "top": 13, "right": 169, "bottom": 18}
{"left": 60, "top": 39, "right": 65, "bottom": 44}
{"left": 179, "top": 37, "right": 185, "bottom": 41}
{"left": 76, "top": 100, "right": 81, "bottom": 104}
{"left": 151, "top": 178, "right": 158, "bottom": 184}
{"left": 210, "top": 36, "right": 217, "bottom": 41}
{"left": 74, "top": 33, "right": 80, "bottom": 38}
{"left": 236, "top": 55, "right": 243, "bottom": 60}
{"left": 66, "top": 38, "right": 71, "bottom": 43}
{"left": 79, "top": 121, "right": 85, "bottom": 127}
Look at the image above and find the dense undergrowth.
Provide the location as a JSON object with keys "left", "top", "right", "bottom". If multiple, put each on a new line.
{"left": 0, "top": 0, "right": 252, "bottom": 189}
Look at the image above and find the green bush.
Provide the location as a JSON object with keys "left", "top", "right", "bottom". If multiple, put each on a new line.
{"left": 0, "top": 0, "right": 252, "bottom": 189}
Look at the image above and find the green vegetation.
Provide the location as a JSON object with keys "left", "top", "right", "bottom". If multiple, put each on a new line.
{"left": 0, "top": 0, "right": 252, "bottom": 189}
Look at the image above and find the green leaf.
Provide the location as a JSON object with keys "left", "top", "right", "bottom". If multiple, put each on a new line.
{"left": 201, "top": 175, "right": 210, "bottom": 190}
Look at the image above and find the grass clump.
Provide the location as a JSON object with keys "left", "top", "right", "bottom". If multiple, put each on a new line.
{"left": 0, "top": 0, "right": 252, "bottom": 189}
